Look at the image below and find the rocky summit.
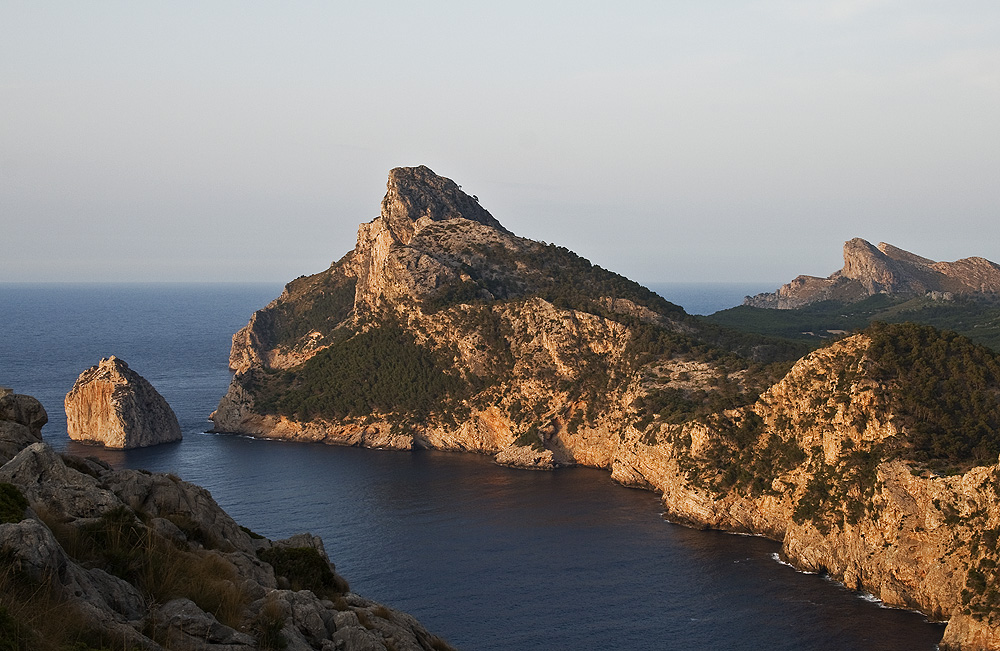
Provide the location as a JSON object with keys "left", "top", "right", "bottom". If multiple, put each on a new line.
{"left": 211, "top": 165, "right": 789, "bottom": 464}
{"left": 212, "top": 166, "right": 1000, "bottom": 649}
{"left": 66, "top": 356, "right": 182, "bottom": 449}
{"left": 0, "top": 395, "right": 453, "bottom": 650}
{"left": 745, "top": 238, "right": 1000, "bottom": 309}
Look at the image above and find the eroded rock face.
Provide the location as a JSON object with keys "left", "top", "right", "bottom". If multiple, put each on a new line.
{"left": 65, "top": 356, "right": 182, "bottom": 449}
{"left": 604, "top": 333, "right": 1000, "bottom": 649}
{"left": 745, "top": 238, "right": 1000, "bottom": 308}
{"left": 211, "top": 166, "right": 705, "bottom": 472}
{"left": 380, "top": 164, "right": 508, "bottom": 245}
{"left": 0, "top": 391, "right": 47, "bottom": 464}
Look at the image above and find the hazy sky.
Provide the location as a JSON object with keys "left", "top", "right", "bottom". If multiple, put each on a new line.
{"left": 3, "top": 1, "right": 999, "bottom": 286}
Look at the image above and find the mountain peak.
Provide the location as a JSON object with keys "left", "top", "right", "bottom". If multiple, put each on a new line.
{"left": 745, "top": 238, "right": 1000, "bottom": 309}
{"left": 380, "top": 166, "right": 508, "bottom": 244}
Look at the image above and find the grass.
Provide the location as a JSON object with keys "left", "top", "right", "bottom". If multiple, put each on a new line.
{"left": 0, "top": 547, "right": 122, "bottom": 651}
{"left": 39, "top": 506, "right": 252, "bottom": 629}
{"left": 250, "top": 595, "right": 287, "bottom": 651}
{"left": 703, "top": 294, "right": 1000, "bottom": 352}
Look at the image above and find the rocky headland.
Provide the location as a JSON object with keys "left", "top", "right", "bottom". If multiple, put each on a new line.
{"left": 0, "top": 392, "right": 453, "bottom": 651}
{"left": 745, "top": 238, "right": 1000, "bottom": 309}
{"left": 66, "top": 356, "right": 183, "bottom": 449}
{"left": 211, "top": 165, "right": 1000, "bottom": 649}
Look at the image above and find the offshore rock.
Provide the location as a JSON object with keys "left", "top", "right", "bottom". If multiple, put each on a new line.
{"left": 65, "top": 356, "right": 182, "bottom": 449}
{"left": 745, "top": 238, "right": 1000, "bottom": 308}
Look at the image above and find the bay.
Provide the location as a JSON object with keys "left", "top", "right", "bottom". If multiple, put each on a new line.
{"left": 0, "top": 283, "right": 944, "bottom": 650}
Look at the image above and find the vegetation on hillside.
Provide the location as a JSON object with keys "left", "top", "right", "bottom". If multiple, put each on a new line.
{"left": 252, "top": 323, "right": 472, "bottom": 422}
{"left": 864, "top": 322, "right": 1000, "bottom": 469}
{"left": 422, "top": 240, "right": 687, "bottom": 318}
{"left": 267, "top": 271, "right": 357, "bottom": 347}
{"left": 704, "top": 294, "right": 1000, "bottom": 352}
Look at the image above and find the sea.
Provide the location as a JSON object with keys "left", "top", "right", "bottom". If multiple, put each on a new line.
{"left": 0, "top": 282, "right": 945, "bottom": 650}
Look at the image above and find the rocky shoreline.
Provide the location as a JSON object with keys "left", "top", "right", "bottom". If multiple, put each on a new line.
{"left": 0, "top": 393, "right": 453, "bottom": 651}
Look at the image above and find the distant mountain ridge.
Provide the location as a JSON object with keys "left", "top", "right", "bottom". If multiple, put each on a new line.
{"left": 745, "top": 238, "right": 1000, "bottom": 309}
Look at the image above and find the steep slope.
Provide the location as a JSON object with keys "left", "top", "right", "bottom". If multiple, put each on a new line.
{"left": 745, "top": 238, "right": 1000, "bottom": 309}
{"left": 211, "top": 165, "right": 797, "bottom": 468}
{"left": 609, "top": 322, "right": 1000, "bottom": 650}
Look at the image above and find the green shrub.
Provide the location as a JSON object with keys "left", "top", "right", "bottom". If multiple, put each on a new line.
{"left": 512, "top": 427, "right": 544, "bottom": 451}
{"left": 254, "top": 323, "right": 469, "bottom": 422}
{"left": 240, "top": 525, "right": 265, "bottom": 540}
{"left": 0, "top": 485, "right": 27, "bottom": 525}
{"left": 257, "top": 546, "right": 347, "bottom": 599}
{"left": 865, "top": 322, "right": 1000, "bottom": 468}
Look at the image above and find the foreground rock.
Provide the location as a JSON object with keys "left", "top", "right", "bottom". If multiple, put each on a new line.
{"left": 0, "top": 390, "right": 47, "bottom": 464}
{"left": 745, "top": 238, "right": 1000, "bottom": 309}
{"left": 66, "top": 356, "right": 182, "bottom": 449}
{"left": 0, "top": 399, "right": 453, "bottom": 651}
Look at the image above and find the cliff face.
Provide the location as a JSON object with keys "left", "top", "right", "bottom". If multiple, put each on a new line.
{"left": 212, "top": 165, "right": 749, "bottom": 469}
{"left": 609, "top": 328, "right": 1000, "bottom": 650}
{"left": 0, "top": 396, "right": 453, "bottom": 651}
{"left": 745, "top": 238, "right": 1000, "bottom": 309}
{"left": 212, "top": 166, "right": 1000, "bottom": 648}
{"left": 65, "top": 356, "right": 182, "bottom": 449}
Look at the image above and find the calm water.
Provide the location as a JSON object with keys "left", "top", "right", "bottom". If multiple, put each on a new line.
{"left": 0, "top": 283, "right": 944, "bottom": 650}
{"left": 647, "top": 282, "right": 776, "bottom": 315}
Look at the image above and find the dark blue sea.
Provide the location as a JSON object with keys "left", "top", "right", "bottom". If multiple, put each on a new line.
{"left": 0, "top": 283, "right": 944, "bottom": 650}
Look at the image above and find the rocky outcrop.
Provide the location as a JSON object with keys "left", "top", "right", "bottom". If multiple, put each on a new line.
{"left": 0, "top": 390, "right": 47, "bottom": 464}
{"left": 745, "top": 238, "right": 1000, "bottom": 308}
{"left": 65, "top": 356, "right": 182, "bottom": 449}
{"left": 0, "top": 396, "right": 453, "bottom": 651}
{"left": 211, "top": 165, "right": 709, "bottom": 470}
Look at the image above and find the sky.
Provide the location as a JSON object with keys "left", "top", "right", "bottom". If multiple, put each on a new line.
{"left": 2, "top": 1, "right": 999, "bottom": 286}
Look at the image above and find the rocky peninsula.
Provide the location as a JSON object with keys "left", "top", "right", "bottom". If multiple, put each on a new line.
{"left": 66, "top": 356, "right": 183, "bottom": 449}
{"left": 212, "top": 165, "right": 1000, "bottom": 649}
{"left": 0, "top": 393, "right": 453, "bottom": 650}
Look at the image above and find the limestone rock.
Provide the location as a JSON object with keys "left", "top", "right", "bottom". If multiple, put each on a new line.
{"left": 0, "top": 392, "right": 48, "bottom": 464}
{"left": 153, "top": 598, "right": 256, "bottom": 650}
{"left": 494, "top": 443, "right": 555, "bottom": 470}
{"left": 379, "top": 164, "right": 508, "bottom": 245}
{"left": 65, "top": 356, "right": 182, "bottom": 449}
{"left": 0, "top": 442, "right": 121, "bottom": 520}
{"left": 745, "top": 238, "right": 1000, "bottom": 308}
{"left": 0, "top": 392, "right": 48, "bottom": 437}
{"left": 0, "top": 392, "right": 454, "bottom": 650}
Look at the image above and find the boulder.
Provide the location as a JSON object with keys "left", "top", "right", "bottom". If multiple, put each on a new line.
{"left": 0, "top": 392, "right": 48, "bottom": 436}
{"left": 65, "top": 356, "right": 182, "bottom": 449}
